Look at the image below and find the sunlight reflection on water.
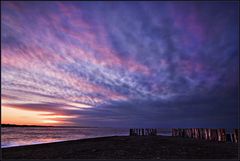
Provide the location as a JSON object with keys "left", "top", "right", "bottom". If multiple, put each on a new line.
{"left": 1, "top": 127, "right": 172, "bottom": 148}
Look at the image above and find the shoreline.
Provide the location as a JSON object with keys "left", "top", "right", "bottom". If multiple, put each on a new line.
{"left": 2, "top": 135, "right": 238, "bottom": 159}
{"left": 1, "top": 135, "right": 128, "bottom": 148}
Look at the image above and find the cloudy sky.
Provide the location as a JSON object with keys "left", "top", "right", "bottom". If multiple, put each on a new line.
{"left": 1, "top": 1, "right": 239, "bottom": 127}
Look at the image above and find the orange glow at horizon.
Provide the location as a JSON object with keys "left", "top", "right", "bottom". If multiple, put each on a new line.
{"left": 1, "top": 106, "right": 73, "bottom": 126}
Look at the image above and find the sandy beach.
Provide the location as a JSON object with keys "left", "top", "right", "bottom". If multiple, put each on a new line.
{"left": 2, "top": 135, "right": 238, "bottom": 159}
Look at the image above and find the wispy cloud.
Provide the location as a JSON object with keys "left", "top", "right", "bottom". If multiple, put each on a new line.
{"left": 1, "top": 1, "right": 238, "bottom": 127}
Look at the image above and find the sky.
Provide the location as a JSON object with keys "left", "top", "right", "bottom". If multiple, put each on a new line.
{"left": 1, "top": 1, "right": 239, "bottom": 128}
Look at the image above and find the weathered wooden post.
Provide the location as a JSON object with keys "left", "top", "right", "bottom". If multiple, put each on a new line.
{"left": 204, "top": 128, "right": 208, "bottom": 140}
{"left": 231, "top": 133, "right": 234, "bottom": 142}
{"left": 190, "top": 128, "right": 193, "bottom": 138}
{"left": 221, "top": 129, "right": 226, "bottom": 142}
{"left": 193, "top": 128, "right": 197, "bottom": 139}
{"left": 233, "top": 129, "right": 239, "bottom": 143}
{"left": 191, "top": 128, "right": 194, "bottom": 138}
{"left": 199, "top": 128, "right": 203, "bottom": 139}
{"left": 189, "top": 128, "right": 191, "bottom": 138}
{"left": 173, "top": 128, "right": 176, "bottom": 136}
{"left": 216, "top": 129, "right": 226, "bottom": 142}
{"left": 185, "top": 129, "right": 189, "bottom": 138}
{"left": 185, "top": 129, "right": 188, "bottom": 138}
{"left": 187, "top": 129, "right": 190, "bottom": 138}
{"left": 226, "top": 133, "right": 232, "bottom": 142}
{"left": 172, "top": 128, "right": 175, "bottom": 136}
{"left": 217, "top": 129, "right": 221, "bottom": 141}
{"left": 197, "top": 128, "right": 201, "bottom": 139}
{"left": 192, "top": 128, "right": 195, "bottom": 139}
{"left": 178, "top": 128, "right": 181, "bottom": 137}
{"left": 208, "top": 128, "right": 211, "bottom": 140}
{"left": 211, "top": 129, "right": 218, "bottom": 141}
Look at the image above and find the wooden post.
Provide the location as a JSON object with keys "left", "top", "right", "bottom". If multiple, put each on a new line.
{"left": 129, "top": 129, "right": 132, "bottom": 136}
{"left": 221, "top": 129, "right": 226, "bottom": 142}
{"left": 217, "top": 129, "right": 226, "bottom": 142}
{"left": 217, "top": 129, "right": 221, "bottom": 141}
{"left": 226, "top": 133, "right": 232, "bottom": 142}
{"left": 188, "top": 128, "right": 191, "bottom": 138}
{"left": 203, "top": 129, "right": 208, "bottom": 140}
{"left": 231, "top": 133, "right": 234, "bottom": 142}
{"left": 233, "top": 129, "right": 239, "bottom": 143}
{"left": 200, "top": 128, "right": 204, "bottom": 139}
{"left": 172, "top": 128, "right": 176, "bottom": 136}
{"left": 211, "top": 129, "right": 218, "bottom": 141}
{"left": 191, "top": 128, "right": 194, "bottom": 138}
{"left": 194, "top": 128, "right": 197, "bottom": 139}
{"left": 208, "top": 128, "right": 212, "bottom": 140}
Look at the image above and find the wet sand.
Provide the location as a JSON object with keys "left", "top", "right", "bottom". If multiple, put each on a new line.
{"left": 2, "top": 135, "right": 238, "bottom": 159}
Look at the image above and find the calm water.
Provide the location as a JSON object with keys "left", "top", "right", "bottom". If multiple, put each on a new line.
{"left": 1, "top": 127, "right": 171, "bottom": 148}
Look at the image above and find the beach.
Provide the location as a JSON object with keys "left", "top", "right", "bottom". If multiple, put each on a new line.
{"left": 2, "top": 135, "right": 238, "bottom": 159}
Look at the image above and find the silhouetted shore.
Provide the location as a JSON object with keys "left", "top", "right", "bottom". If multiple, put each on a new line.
{"left": 2, "top": 135, "right": 238, "bottom": 159}
{"left": 1, "top": 124, "right": 53, "bottom": 127}
{"left": 1, "top": 124, "right": 98, "bottom": 128}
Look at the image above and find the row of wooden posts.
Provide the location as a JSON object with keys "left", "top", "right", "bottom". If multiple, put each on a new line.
{"left": 129, "top": 128, "right": 157, "bottom": 136}
{"left": 172, "top": 128, "right": 239, "bottom": 143}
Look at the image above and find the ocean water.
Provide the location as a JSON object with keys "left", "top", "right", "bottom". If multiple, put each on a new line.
{"left": 1, "top": 127, "right": 171, "bottom": 148}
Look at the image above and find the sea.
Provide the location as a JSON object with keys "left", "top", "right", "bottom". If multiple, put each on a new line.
{"left": 1, "top": 127, "right": 172, "bottom": 148}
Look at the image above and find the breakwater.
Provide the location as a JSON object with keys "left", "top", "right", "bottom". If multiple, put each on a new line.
{"left": 129, "top": 128, "right": 157, "bottom": 136}
{"left": 172, "top": 128, "right": 239, "bottom": 143}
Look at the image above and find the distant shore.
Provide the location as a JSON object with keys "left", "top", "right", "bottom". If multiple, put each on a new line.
{"left": 1, "top": 124, "right": 98, "bottom": 128}
{"left": 1, "top": 124, "right": 53, "bottom": 127}
{"left": 2, "top": 135, "right": 238, "bottom": 159}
